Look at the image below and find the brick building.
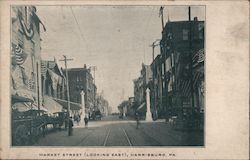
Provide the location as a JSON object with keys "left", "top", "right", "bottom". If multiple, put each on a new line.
{"left": 159, "top": 17, "right": 204, "bottom": 120}
{"left": 64, "top": 64, "right": 97, "bottom": 116}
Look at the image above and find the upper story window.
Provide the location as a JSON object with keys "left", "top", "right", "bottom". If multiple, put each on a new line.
{"left": 182, "top": 29, "right": 189, "bottom": 40}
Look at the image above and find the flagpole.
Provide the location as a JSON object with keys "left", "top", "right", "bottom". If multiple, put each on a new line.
{"left": 160, "top": 6, "right": 164, "bottom": 30}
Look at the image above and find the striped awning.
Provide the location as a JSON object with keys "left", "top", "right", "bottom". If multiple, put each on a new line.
{"left": 12, "top": 95, "right": 34, "bottom": 104}
{"left": 180, "top": 71, "right": 203, "bottom": 98}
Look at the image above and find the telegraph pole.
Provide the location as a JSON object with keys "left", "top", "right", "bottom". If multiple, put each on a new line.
{"left": 159, "top": 6, "right": 164, "bottom": 30}
{"left": 59, "top": 55, "right": 73, "bottom": 136}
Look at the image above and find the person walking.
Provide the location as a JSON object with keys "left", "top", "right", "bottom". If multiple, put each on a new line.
{"left": 84, "top": 116, "right": 89, "bottom": 128}
{"left": 69, "top": 116, "right": 74, "bottom": 136}
{"left": 77, "top": 114, "right": 81, "bottom": 126}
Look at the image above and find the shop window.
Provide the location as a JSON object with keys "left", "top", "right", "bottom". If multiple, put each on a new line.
{"left": 182, "top": 29, "right": 189, "bottom": 40}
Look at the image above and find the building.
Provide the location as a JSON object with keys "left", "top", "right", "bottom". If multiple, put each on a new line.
{"left": 65, "top": 64, "right": 97, "bottom": 117}
{"left": 41, "top": 59, "right": 66, "bottom": 99}
{"left": 159, "top": 17, "right": 205, "bottom": 120}
{"left": 150, "top": 54, "right": 164, "bottom": 119}
{"left": 133, "top": 63, "right": 153, "bottom": 119}
{"left": 96, "top": 92, "right": 109, "bottom": 117}
{"left": 11, "top": 6, "right": 46, "bottom": 111}
{"left": 40, "top": 59, "right": 67, "bottom": 114}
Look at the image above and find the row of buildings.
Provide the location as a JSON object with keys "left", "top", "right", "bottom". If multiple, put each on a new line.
{"left": 11, "top": 6, "right": 110, "bottom": 121}
{"left": 121, "top": 15, "right": 204, "bottom": 123}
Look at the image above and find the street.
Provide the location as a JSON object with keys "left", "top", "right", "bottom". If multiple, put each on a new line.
{"left": 34, "top": 115, "right": 203, "bottom": 146}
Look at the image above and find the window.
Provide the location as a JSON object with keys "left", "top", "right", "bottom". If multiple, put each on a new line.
{"left": 161, "top": 63, "right": 164, "bottom": 75}
{"left": 165, "top": 58, "right": 171, "bottom": 72}
{"left": 199, "top": 30, "right": 204, "bottom": 39}
{"left": 182, "top": 29, "right": 189, "bottom": 40}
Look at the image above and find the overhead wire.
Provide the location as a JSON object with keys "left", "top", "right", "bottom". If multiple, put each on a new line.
{"left": 69, "top": 6, "right": 92, "bottom": 56}
{"left": 143, "top": 7, "right": 155, "bottom": 63}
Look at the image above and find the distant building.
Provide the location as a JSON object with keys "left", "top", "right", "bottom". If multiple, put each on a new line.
{"left": 96, "top": 93, "right": 109, "bottom": 116}
{"left": 133, "top": 63, "right": 153, "bottom": 118}
{"left": 64, "top": 64, "right": 96, "bottom": 116}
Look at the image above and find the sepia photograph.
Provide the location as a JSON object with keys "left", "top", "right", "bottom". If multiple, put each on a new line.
{"left": 10, "top": 5, "right": 205, "bottom": 147}
{"left": 0, "top": 0, "right": 249, "bottom": 159}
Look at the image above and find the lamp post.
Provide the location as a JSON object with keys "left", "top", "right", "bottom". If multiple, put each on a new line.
{"left": 149, "top": 39, "right": 161, "bottom": 120}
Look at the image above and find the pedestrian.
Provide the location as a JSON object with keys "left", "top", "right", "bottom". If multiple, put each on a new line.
{"left": 84, "top": 116, "right": 89, "bottom": 128}
{"left": 77, "top": 114, "right": 81, "bottom": 126}
{"left": 69, "top": 116, "right": 74, "bottom": 136}
{"left": 135, "top": 111, "right": 140, "bottom": 129}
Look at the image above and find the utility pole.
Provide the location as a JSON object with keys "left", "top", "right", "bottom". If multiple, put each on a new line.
{"left": 149, "top": 39, "right": 160, "bottom": 119}
{"left": 188, "top": 6, "right": 195, "bottom": 108}
{"left": 159, "top": 6, "right": 164, "bottom": 30}
{"left": 59, "top": 55, "right": 73, "bottom": 136}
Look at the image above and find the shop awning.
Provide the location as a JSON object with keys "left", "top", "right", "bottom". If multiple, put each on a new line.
{"left": 12, "top": 102, "right": 31, "bottom": 112}
{"left": 12, "top": 102, "right": 48, "bottom": 112}
{"left": 12, "top": 95, "right": 34, "bottom": 104}
{"left": 53, "top": 98, "right": 82, "bottom": 110}
{"left": 32, "top": 103, "right": 48, "bottom": 112}
{"left": 43, "top": 96, "right": 63, "bottom": 115}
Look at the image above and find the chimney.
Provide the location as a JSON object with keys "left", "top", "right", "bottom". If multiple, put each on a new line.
{"left": 84, "top": 64, "right": 87, "bottom": 69}
{"left": 194, "top": 17, "right": 198, "bottom": 21}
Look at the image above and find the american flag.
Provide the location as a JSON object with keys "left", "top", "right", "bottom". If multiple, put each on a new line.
{"left": 12, "top": 44, "right": 27, "bottom": 65}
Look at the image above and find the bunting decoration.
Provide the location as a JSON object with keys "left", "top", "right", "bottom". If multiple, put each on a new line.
{"left": 11, "top": 43, "right": 28, "bottom": 66}
{"left": 192, "top": 49, "right": 204, "bottom": 67}
{"left": 18, "top": 11, "right": 34, "bottom": 40}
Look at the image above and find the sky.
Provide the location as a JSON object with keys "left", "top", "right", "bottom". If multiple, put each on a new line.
{"left": 36, "top": 6, "right": 205, "bottom": 112}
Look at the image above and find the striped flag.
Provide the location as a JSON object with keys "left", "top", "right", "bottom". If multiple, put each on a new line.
{"left": 11, "top": 44, "right": 27, "bottom": 65}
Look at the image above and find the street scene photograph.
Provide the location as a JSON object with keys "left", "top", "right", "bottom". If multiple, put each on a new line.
{"left": 11, "top": 5, "right": 205, "bottom": 146}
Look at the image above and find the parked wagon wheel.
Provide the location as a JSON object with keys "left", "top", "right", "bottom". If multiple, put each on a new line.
{"left": 13, "top": 125, "right": 29, "bottom": 145}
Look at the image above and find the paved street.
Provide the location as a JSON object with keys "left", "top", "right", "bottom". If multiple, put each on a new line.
{"left": 34, "top": 115, "right": 203, "bottom": 146}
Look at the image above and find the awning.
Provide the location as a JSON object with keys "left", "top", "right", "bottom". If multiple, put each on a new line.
{"left": 15, "top": 88, "right": 36, "bottom": 102}
{"left": 43, "top": 95, "right": 63, "bottom": 114}
{"left": 53, "top": 98, "right": 82, "bottom": 110}
{"left": 137, "top": 102, "right": 146, "bottom": 110}
{"left": 12, "top": 102, "right": 31, "bottom": 112}
{"left": 12, "top": 95, "right": 34, "bottom": 104}
{"left": 32, "top": 103, "right": 48, "bottom": 112}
